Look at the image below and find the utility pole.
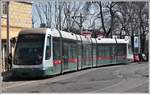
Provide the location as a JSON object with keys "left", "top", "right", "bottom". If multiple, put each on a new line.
{"left": 6, "top": 1, "right": 10, "bottom": 65}
{"left": 66, "top": 8, "right": 71, "bottom": 32}
{"left": 79, "top": 13, "right": 83, "bottom": 34}
{"left": 58, "top": 1, "right": 61, "bottom": 30}
{"left": 72, "top": 12, "right": 84, "bottom": 34}
{"left": 0, "top": 0, "right": 3, "bottom": 92}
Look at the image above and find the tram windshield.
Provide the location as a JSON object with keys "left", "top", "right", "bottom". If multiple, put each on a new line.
{"left": 13, "top": 34, "right": 45, "bottom": 65}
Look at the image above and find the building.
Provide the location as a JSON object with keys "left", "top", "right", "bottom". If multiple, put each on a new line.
{"left": 1, "top": 1, "right": 32, "bottom": 72}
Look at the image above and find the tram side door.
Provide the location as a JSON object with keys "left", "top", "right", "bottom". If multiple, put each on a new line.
{"left": 112, "top": 45, "right": 117, "bottom": 64}
{"left": 63, "top": 42, "right": 69, "bottom": 70}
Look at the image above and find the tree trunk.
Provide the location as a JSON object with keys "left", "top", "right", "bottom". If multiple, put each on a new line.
{"left": 99, "top": 2, "right": 107, "bottom": 35}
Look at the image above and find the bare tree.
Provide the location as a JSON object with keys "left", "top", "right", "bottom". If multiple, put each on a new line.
{"left": 62, "top": 1, "right": 72, "bottom": 32}
{"left": 34, "top": 2, "right": 52, "bottom": 28}
{"left": 133, "top": 2, "right": 149, "bottom": 53}
{"left": 116, "top": 2, "right": 148, "bottom": 53}
{"left": 94, "top": 1, "right": 117, "bottom": 37}
{"left": 62, "top": 1, "right": 86, "bottom": 34}
{"left": 33, "top": 0, "right": 148, "bottom": 49}
{"left": 35, "top": 4, "right": 45, "bottom": 25}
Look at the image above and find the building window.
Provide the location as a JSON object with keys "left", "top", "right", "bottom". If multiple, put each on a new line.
{"left": 2, "top": 2, "right": 8, "bottom": 15}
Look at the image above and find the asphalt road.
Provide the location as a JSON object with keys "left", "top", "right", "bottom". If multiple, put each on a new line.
{"left": 2, "top": 62, "right": 148, "bottom": 93}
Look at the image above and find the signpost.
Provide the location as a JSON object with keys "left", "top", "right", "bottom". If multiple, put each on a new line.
{"left": 134, "top": 36, "right": 140, "bottom": 53}
{"left": 134, "top": 36, "right": 139, "bottom": 48}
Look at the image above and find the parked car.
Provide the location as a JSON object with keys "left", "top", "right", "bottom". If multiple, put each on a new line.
{"left": 134, "top": 53, "right": 147, "bottom": 62}
{"left": 141, "top": 53, "right": 147, "bottom": 61}
{"left": 134, "top": 54, "right": 140, "bottom": 62}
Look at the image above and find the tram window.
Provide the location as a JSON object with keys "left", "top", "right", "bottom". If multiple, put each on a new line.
{"left": 13, "top": 34, "right": 45, "bottom": 65}
{"left": 45, "top": 36, "right": 51, "bottom": 60}
{"left": 53, "top": 41, "right": 60, "bottom": 59}
{"left": 71, "top": 44, "right": 76, "bottom": 58}
{"left": 118, "top": 45, "right": 126, "bottom": 55}
{"left": 78, "top": 42, "right": 82, "bottom": 57}
{"left": 64, "top": 42, "right": 69, "bottom": 59}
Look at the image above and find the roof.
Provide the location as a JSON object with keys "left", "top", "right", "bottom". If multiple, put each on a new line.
{"left": 19, "top": 28, "right": 47, "bottom": 35}
{"left": 17, "top": 0, "right": 33, "bottom": 4}
{"left": 50, "top": 29, "right": 129, "bottom": 44}
{"left": 96, "top": 38, "right": 129, "bottom": 44}
{"left": 19, "top": 28, "right": 129, "bottom": 44}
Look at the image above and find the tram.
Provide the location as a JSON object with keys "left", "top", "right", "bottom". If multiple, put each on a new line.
{"left": 11, "top": 28, "right": 133, "bottom": 77}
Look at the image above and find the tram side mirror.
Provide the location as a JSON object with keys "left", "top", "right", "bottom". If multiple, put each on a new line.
{"left": 10, "top": 37, "right": 16, "bottom": 48}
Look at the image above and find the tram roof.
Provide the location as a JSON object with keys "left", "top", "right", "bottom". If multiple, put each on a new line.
{"left": 50, "top": 29, "right": 129, "bottom": 44}
{"left": 18, "top": 28, "right": 129, "bottom": 44}
{"left": 50, "top": 29, "right": 92, "bottom": 43}
{"left": 19, "top": 28, "right": 47, "bottom": 35}
{"left": 96, "top": 38, "right": 129, "bottom": 44}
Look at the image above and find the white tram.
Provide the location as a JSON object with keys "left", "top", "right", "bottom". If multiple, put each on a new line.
{"left": 12, "top": 28, "right": 133, "bottom": 77}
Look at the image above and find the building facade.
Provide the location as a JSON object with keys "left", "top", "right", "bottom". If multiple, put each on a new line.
{"left": 1, "top": 1, "right": 32, "bottom": 72}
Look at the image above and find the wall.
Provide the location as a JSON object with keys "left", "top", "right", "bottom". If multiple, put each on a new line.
{"left": 1, "top": 1, "right": 32, "bottom": 72}
{"left": 2, "top": 1, "right": 32, "bottom": 39}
